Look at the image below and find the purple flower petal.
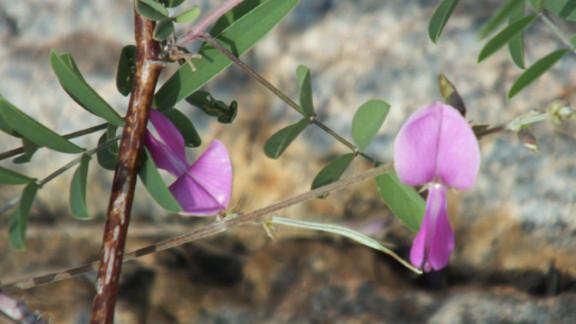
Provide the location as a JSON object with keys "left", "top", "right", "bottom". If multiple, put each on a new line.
{"left": 149, "top": 109, "right": 187, "bottom": 164}
{"left": 143, "top": 130, "right": 189, "bottom": 177}
{"left": 394, "top": 102, "right": 480, "bottom": 189}
{"left": 410, "top": 184, "right": 454, "bottom": 271}
{"left": 435, "top": 104, "right": 481, "bottom": 190}
{"left": 394, "top": 103, "right": 442, "bottom": 186}
{"left": 170, "top": 140, "right": 232, "bottom": 216}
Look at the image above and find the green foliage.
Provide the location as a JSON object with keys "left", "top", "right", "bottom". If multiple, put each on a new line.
{"left": 478, "top": 14, "right": 536, "bottom": 63}
{"left": 186, "top": 91, "right": 238, "bottom": 123}
{"left": 96, "top": 125, "right": 119, "bottom": 170}
{"left": 162, "top": 108, "right": 202, "bottom": 147}
{"left": 508, "top": 1, "right": 526, "bottom": 68}
{"left": 116, "top": 45, "right": 137, "bottom": 96}
{"left": 174, "top": 7, "right": 201, "bottom": 23}
{"left": 136, "top": 0, "right": 169, "bottom": 21}
{"left": 264, "top": 118, "right": 309, "bottom": 159}
{"left": 154, "top": 18, "right": 175, "bottom": 41}
{"left": 0, "top": 165, "right": 34, "bottom": 184}
{"left": 13, "top": 139, "right": 40, "bottom": 164}
{"left": 296, "top": 65, "right": 315, "bottom": 116}
{"left": 0, "top": 94, "right": 83, "bottom": 154}
{"left": 543, "top": 0, "right": 576, "bottom": 21}
{"left": 428, "top": 0, "right": 460, "bottom": 43}
{"left": 529, "top": 0, "right": 543, "bottom": 12}
{"left": 311, "top": 153, "right": 355, "bottom": 191}
{"left": 479, "top": 0, "right": 525, "bottom": 39}
{"left": 508, "top": 49, "right": 570, "bottom": 98}
{"left": 159, "top": 0, "right": 185, "bottom": 8}
{"left": 352, "top": 100, "right": 390, "bottom": 153}
{"left": 375, "top": 171, "right": 425, "bottom": 232}
{"left": 139, "top": 149, "right": 182, "bottom": 213}
{"left": 155, "top": 0, "right": 300, "bottom": 109}
{"left": 51, "top": 51, "right": 124, "bottom": 126}
{"left": 9, "top": 182, "right": 39, "bottom": 250}
{"left": 70, "top": 154, "right": 91, "bottom": 219}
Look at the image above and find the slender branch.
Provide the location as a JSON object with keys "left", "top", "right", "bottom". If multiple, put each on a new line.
{"left": 3, "top": 164, "right": 392, "bottom": 291}
{"left": 177, "top": 0, "right": 246, "bottom": 45}
{"left": 199, "top": 34, "right": 380, "bottom": 166}
{"left": 540, "top": 13, "right": 576, "bottom": 54}
{"left": 89, "top": 8, "right": 163, "bottom": 323}
{"left": 0, "top": 123, "right": 107, "bottom": 161}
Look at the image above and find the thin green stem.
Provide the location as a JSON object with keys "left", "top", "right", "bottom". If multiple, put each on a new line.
{"left": 541, "top": 13, "right": 576, "bottom": 54}
{"left": 199, "top": 34, "right": 380, "bottom": 166}
{"left": 0, "top": 123, "right": 108, "bottom": 161}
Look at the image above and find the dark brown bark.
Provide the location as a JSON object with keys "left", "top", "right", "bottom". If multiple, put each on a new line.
{"left": 90, "top": 8, "right": 163, "bottom": 324}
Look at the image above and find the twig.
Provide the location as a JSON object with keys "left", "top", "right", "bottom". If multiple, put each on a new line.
{"left": 540, "top": 12, "right": 576, "bottom": 54}
{"left": 3, "top": 164, "right": 392, "bottom": 291}
{"left": 198, "top": 34, "right": 380, "bottom": 166}
{"left": 89, "top": 9, "right": 163, "bottom": 324}
{"left": 177, "top": 0, "right": 246, "bottom": 45}
{"left": 0, "top": 123, "right": 107, "bottom": 161}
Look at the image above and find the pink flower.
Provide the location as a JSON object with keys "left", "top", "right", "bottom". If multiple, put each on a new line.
{"left": 394, "top": 102, "right": 480, "bottom": 271}
{"left": 144, "top": 109, "right": 232, "bottom": 216}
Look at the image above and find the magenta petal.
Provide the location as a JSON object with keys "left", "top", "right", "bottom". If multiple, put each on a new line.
{"left": 170, "top": 140, "right": 232, "bottom": 216}
{"left": 149, "top": 109, "right": 187, "bottom": 164}
{"left": 394, "top": 103, "right": 443, "bottom": 186}
{"left": 410, "top": 184, "right": 454, "bottom": 271}
{"left": 435, "top": 103, "right": 481, "bottom": 190}
{"left": 144, "top": 130, "right": 189, "bottom": 177}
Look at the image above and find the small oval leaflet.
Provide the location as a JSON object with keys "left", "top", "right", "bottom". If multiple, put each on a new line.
{"left": 375, "top": 171, "right": 425, "bottom": 232}
{"left": 508, "top": 49, "right": 570, "bottom": 98}
{"left": 478, "top": 14, "right": 536, "bottom": 63}
{"left": 9, "top": 182, "right": 39, "bottom": 250}
{"left": 296, "top": 65, "right": 315, "bottom": 117}
{"left": 174, "top": 7, "right": 201, "bottom": 24}
{"left": 428, "top": 0, "right": 460, "bottom": 43}
{"left": 154, "top": 18, "right": 175, "bottom": 41}
{"left": 352, "top": 99, "right": 390, "bottom": 153}
{"left": 507, "top": 1, "right": 526, "bottom": 69}
{"left": 136, "top": 0, "right": 169, "bottom": 21}
{"left": 139, "top": 148, "right": 183, "bottom": 213}
{"left": 264, "top": 118, "right": 309, "bottom": 159}
{"left": 70, "top": 154, "right": 91, "bottom": 219}
{"left": 0, "top": 94, "right": 84, "bottom": 154}
{"left": 311, "top": 153, "right": 355, "bottom": 191}
{"left": 116, "top": 45, "right": 137, "bottom": 96}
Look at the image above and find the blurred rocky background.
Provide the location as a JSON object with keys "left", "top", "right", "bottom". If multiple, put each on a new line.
{"left": 1, "top": 0, "right": 575, "bottom": 323}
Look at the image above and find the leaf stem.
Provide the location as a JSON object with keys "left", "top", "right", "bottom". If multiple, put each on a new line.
{"left": 540, "top": 13, "right": 575, "bottom": 54}
{"left": 199, "top": 34, "right": 380, "bottom": 166}
{"left": 0, "top": 123, "right": 108, "bottom": 162}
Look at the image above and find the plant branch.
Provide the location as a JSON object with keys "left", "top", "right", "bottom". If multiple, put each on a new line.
{"left": 3, "top": 163, "right": 392, "bottom": 291}
{"left": 89, "top": 8, "right": 163, "bottom": 323}
{"left": 540, "top": 12, "right": 576, "bottom": 54}
{"left": 0, "top": 123, "right": 107, "bottom": 161}
{"left": 199, "top": 34, "right": 380, "bottom": 165}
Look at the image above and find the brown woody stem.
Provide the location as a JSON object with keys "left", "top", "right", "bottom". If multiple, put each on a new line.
{"left": 89, "top": 8, "right": 163, "bottom": 324}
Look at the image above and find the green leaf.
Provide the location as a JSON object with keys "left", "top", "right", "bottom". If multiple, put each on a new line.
{"left": 0, "top": 94, "right": 84, "bottom": 154}
{"left": 478, "top": 14, "right": 536, "bottom": 63}
{"left": 173, "top": 7, "right": 201, "bottom": 23}
{"left": 159, "top": 0, "right": 185, "bottom": 8}
{"left": 311, "top": 153, "right": 355, "bottom": 191}
{"left": 70, "top": 154, "right": 91, "bottom": 219}
{"left": 438, "top": 74, "right": 466, "bottom": 116}
{"left": 479, "top": 0, "right": 525, "bottom": 39}
{"left": 9, "top": 182, "right": 39, "bottom": 250}
{"left": 296, "top": 65, "right": 315, "bottom": 116}
{"left": 51, "top": 51, "right": 124, "bottom": 127}
{"left": 116, "top": 45, "right": 137, "bottom": 96}
{"left": 529, "top": 0, "right": 543, "bottom": 12}
{"left": 162, "top": 108, "right": 202, "bottom": 147}
{"left": 508, "top": 1, "right": 526, "bottom": 69}
{"left": 13, "top": 139, "right": 40, "bottom": 164}
{"left": 139, "top": 149, "right": 182, "bottom": 213}
{"left": 374, "top": 171, "right": 425, "bottom": 232}
{"left": 264, "top": 118, "right": 309, "bottom": 159}
{"left": 136, "top": 0, "right": 169, "bottom": 21}
{"left": 155, "top": 0, "right": 299, "bottom": 109}
{"left": 96, "top": 125, "right": 119, "bottom": 170}
{"left": 186, "top": 91, "right": 238, "bottom": 123}
{"left": 154, "top": 18, "right": 175, "bottom": 41}
{"left": 352, "top": 99, "right": 390, "bottom": 153}
{"left": 428, "top": 0, "right": 460, "bottom": 43}
{"left": 0, "top": 165, "right": 34, "bottom": 184}
{"left": 508, "top": 49, "right": 570, "bottom": 98}
{"left": 544, "top": 0, "right": 576, "bottom": 21}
